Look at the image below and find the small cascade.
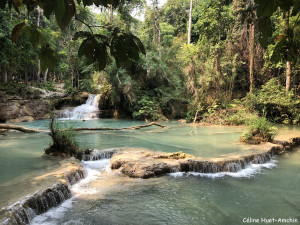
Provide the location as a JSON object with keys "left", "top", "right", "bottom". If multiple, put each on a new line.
{"left": 64, "top": 169, "right": 85, "bottom": 186}
{"left": 82, "top": 148, "right": 116, "bottom": 161}
{"left": 2, "top": 169, "right": 85, "bottom": 225}
{"left": 183, "top": 152, "right": 273, "bottom": 174}
{"left": 59, "top": 94, "right": 101, "bottom": 120}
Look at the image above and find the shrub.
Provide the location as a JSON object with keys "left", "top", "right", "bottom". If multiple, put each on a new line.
{"left": 224, "top": 105, "right": 259, "bottom": 126}
{"left": 132, "top": 96, "right": 162, "bottom": 121}
{"left": 45, "top": 118, "right": 79, "bottom": 157}
{"left": 240, "top": 117, "right": 278, "bottom": 144}
{"left": 242, "top": 78, "right": 300, "bottom": 124}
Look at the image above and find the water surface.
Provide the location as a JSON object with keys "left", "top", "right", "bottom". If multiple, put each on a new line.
{"left": 1, "top": 119, "right": 300, "bottom": 225}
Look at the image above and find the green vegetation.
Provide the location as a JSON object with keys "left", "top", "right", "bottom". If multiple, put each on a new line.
{"left": 243, "top": 78, "right": 300, "bottom": 125}
{"left": 37, "top": 82, "right": 56, "bottom": 92}
{"left": 0, "top": 82, "right": 41, "bottom": 98}
{"left": 240, "top": 117, "right": 278, "bottom": 144}
{"left": 0, "top": 0, "right": 299, "bottom": 135}
{"left": 45, "top": 118, "right": 79, "bottom": 157}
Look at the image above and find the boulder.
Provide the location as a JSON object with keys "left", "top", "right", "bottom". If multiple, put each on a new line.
{"left": 26, "top": 100, "right": 51, "bottom": 119}
{"left": 0, "top": 99, "right": 51, "bottom": 122}
{"left": 0, "top": 102, "right": 21, "bottom": 121}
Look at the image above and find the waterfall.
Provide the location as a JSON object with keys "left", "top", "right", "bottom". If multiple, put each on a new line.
{"left": 82, "top": 148, "right": 116, "bottom": 161}
{"left": 182, "top": 152, "right": 273, "bottom": 174}
{"left": 168, "top": 152, "right": 276, "bottom": 178}
{"left": 59, "top": 94, "right": 101, "bottom": 120}
{"left": 2, "top": 169, "right": 85, "bottom": 225}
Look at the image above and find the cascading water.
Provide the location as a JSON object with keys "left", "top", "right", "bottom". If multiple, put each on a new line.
{"left": 0, "top": 150, "right": 115, "bottom": 225}
{"left": 1, "top": 169, "right": 85, "bottom": 225}
{"left": 170, "top": 152, "right": 277, "bottom": 178}
{"left": 82, "top": 148, "right": 116, "bottom": 161}
{"left": 59, "top": 94, "right": 101, "bottom": 120}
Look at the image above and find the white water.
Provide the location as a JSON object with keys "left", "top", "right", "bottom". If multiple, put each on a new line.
{"left": 29, "top": 156, "right": 111, "bottom": 225}
{"left": 59, "top": 94, "right": 101, "bottom": 120}
{"left": 170, "top": 158, "right": 278, "bottom": 179}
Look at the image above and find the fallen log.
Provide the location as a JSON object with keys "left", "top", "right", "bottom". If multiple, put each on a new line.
{"left": 0, "top": 124, "right": 44, "bottom": 133}
{"left": 0, "top": 122, "right": 166, "bottom": 133}
{"left": 73, "top": 122, "right": 166, "bottom": 131}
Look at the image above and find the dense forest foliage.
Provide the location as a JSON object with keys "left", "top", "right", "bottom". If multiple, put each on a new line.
{"left": 0, "top": 0, "right": 299, "bottom": 125}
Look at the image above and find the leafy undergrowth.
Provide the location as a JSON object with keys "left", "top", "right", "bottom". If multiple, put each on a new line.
{"left": 243, "top": 78, "right": 300, "bottom": 125}
{"left": 0, "top": 82, "right": 41, "bottom": 98}
{"left": 36, "top": 81, "right": 57, "bottom": 91}
{"left": 187, "top": 99, "right": 259, "bottom": 126}
{"left": 239, "top": 117, "right": 278, "bottom": 144}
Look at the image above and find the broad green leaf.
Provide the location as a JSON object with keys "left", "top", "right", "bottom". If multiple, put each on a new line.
{"left": 39, "top": 0, "right": 55, "bottom": 19}
{"left": 73, "top": 31, "right": 92, "bottom": 40}
{"left": 271, "top": 39, "right": 288, "bottom": 63}
{"left": 94, "top": 41, "right": 108, "bottom": 71}
{"left": 21, "top": 25, "right": 41, "bottom": 48}
{"left": 40, "top": 46, "right": 60, "bottom": 73}
{"left": 78, "top": 36, "right": 109, "bottom": 70}
{"left": 83, "top": 37, "right": 97, "bottom": 64}
{"left": 258, "top": 17, "right": 272, "bottom": 47}
{"left": 11, "top": 22, "right": 25, "bottom": 42}
{"left": 132, "top": 35, "right": 146, "bottom": 55}
{"left": 110, "top": 30, "right": 145, "bottom": 68}
{"left": 54, "top": 0, "right": 75, "bottom": 30}
{"left": 255, "top": 0, "right": 277, "bottom": 18}
{"left": 78, "top": 39, "right": 88, "bottom": 58}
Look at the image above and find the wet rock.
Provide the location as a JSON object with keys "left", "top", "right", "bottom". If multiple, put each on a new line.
{"left": 51, "top": 92, "right": 89, "bottom": 110}
{"left": 110, "top": 149, "right": 195, "bottom": 178}
{"left": 7, "top": 116, "right": 34, "bottom": 123}
{"left": 0, "top": 99, "right": 51, "bottom": 122}
{"left": 0, "top": 102, "right": 20, "bottom": 120}
{"left": 110, "top": 137, "right": 300, "bottom": 179}
{"left": 1, "top": 163, "right": 85, "bottom": 225}
{"left": 29, "top": 86, "right": 66, "bottom": 99}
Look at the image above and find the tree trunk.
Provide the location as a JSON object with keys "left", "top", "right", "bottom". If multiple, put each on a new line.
{"left": 36, "top": 6, "right": 42, "bottom": 83}
{"left": 25, "top": 70, "right": 28, "bottom": 84}
{"left": 249, "top": 21, "right": 255, "bottom": 93}
{"left": 4, "top": 66, "right": 8, "bottom": 83}
{"left": 154, "top": 0, "right": 162, "bottom": 58}
{"left": 8, "top": 69, "right": 12, "bottom": 82}
{"left": 188, "top": 0, "right": 193, "bottom": 44}
{"left": 286, "top": 61, "right": 291, "bottom": 93}
{"left": 71, "top": 68, "right": 74, "bottom": 88}
{"left": 110, "top": 4, "right": 113, "bottom": 23}
{"left": 43, "top": 68, "right": 49, "bottom": 83}
{"left": 77, "top": 70, "right": 80, "bottom": 88}
{"left": 285, "top": 10, "right": 291, "bottom": 94}
{"left": 214, "top": 1, "right": 222, "bottom": 98}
